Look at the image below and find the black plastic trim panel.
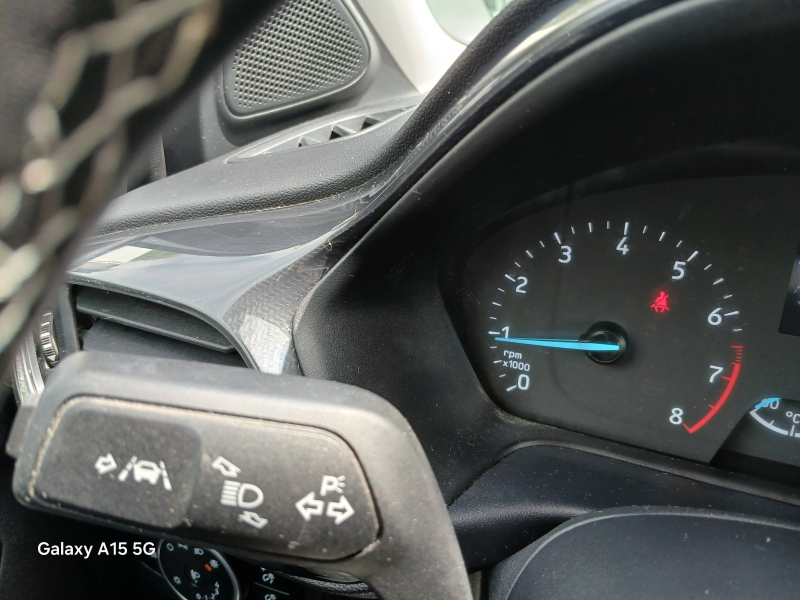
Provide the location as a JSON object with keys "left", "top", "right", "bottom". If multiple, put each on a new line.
{"left": 490, "top": 506, "right": 800, "bottom": 600}
{"left": 451, "top": 445, "right": 800, "bottom": 568}
{"left": 92, "top": 0, "right": 676, "bottom": 236}
{"left": 76, "top": 287, "right": 235, "bottom": 353}
{"left": 293, "top": 0, "right": 800, "bottom": 513}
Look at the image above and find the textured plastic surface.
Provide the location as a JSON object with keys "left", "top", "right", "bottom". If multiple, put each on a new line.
{"left": 34, "top": 397, "right": 379, "bottom": 559}
{"left": 92, "top": 104, "right": 410, "bottom": 236}
{"left": 450, "top": 445, "right": 800, "bottom": 568}
{"left": 12, "top": 352, "right": 471, "bottom": 600}
{"left": 490, "top": 507, "right": 800, "bottom": 600}
{"left": 0, "top": 388, "right": 159, "bottom": 600}
{"left": 92, "top": 0, "right": 659, "bottom": 236}
{"left": 73, "top": 0, "right": 683, "bottom": 383}
{"left": 82, "top": 320, "right": 248, "bottom": 368}
{"left": 77, "top": 0, "right": 684, "bottom": 383}
{"left": 223, "top": 0, "right": 369, "bottom": 117}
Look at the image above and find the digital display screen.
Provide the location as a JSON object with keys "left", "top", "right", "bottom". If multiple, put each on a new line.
{"left": 779, "top": 241, "right": 800, "bottom": 336}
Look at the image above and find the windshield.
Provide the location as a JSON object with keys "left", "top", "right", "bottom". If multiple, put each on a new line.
{"left": 425, "top": 0, "right": 515, "bottom": 44}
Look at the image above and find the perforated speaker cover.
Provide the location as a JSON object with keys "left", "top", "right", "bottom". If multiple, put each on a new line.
{"left": 223, "top": 0, "right": 370, "bottom": 118}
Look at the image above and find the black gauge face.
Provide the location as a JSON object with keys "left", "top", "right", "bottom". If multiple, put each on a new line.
{"left": 473, "top": 217, "right": 742, "bottom": 457}
{"left": 778, "top": 243, "right": 800, "bottom": 336}
{"left": 723, "top": 398, "right": 800, "bottom": 469}
{"left": 461, "top": 180, "right": 800, "bottom": 462}
{"left": 749, "top": 398, "right": 800, "bottom": 437}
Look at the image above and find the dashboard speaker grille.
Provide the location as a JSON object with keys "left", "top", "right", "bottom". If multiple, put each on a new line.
{"left": 224, "top": 0, "right": 369, "bottom": 117}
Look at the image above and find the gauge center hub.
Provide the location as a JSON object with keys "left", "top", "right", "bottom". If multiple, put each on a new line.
{"left": 584, "top": 322, "right": 628, "bottom": 364}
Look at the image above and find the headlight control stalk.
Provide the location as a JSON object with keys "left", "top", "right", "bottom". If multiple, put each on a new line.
{"left": 8, "top": 352, "right": 470, "bottom": 600}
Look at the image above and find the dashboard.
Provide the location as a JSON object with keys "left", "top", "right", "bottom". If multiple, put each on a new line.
{"left": 9, "top": 0, "right": 800, "bottom": 597}
{"left": 290, "top": 0, "right": 800, "bottom": 569}
{"left": 461, "top": 178, "right": 800, "bottom": 465}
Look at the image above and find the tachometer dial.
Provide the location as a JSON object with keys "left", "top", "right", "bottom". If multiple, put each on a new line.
{"left": 464, "top": 214, "right": 747, "bottom": 461}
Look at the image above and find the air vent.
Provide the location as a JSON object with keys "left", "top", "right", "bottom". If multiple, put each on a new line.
{"left": 75, "top": 287, "right": 247, "bottom": 368}
{"left": 230, "top": 102, "right": 418, "bottom": 161}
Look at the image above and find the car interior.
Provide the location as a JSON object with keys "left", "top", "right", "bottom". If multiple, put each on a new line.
{"left": 1, "top": 0, "right": 800, "bottom": 598}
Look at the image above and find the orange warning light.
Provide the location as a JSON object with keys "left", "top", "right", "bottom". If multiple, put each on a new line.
{"left": 651, "top": 291, "right": 670, "bottom": 313}
{"left": 204, "top": 564, "right": 213, "bottom": 572}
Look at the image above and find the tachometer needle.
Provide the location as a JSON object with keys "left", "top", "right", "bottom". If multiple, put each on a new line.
{"left": 494, "top": 337, "right": 621, "bottom": 352}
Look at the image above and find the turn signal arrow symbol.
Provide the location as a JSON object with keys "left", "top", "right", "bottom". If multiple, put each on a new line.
{"left": 295, "top": 492, "right": 325, "bottom": 521}
{"left": 94, "top": 453, "right": 117, "bottom": 475}
{"left": 211, "top": 456, "right": 241, "bottom": 478}
{"left": 326, "top": 495, "right": 355, "bottom": 525}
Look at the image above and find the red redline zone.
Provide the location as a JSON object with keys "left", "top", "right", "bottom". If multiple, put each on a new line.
{"left": 683, "top": 346, "right": 742, "bottom": 434}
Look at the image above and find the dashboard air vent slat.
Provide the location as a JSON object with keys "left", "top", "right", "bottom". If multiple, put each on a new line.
{"left": 229, "top": 101, "right": 419, "bottom": 161}
{"left": 75, "top": 287, "right": 234, "bottom": 353}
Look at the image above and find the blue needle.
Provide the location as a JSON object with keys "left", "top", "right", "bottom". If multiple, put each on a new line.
{"left": 494, "top": 337, "right": 620, "bottom": 352}
{"left": 753, "top": 398, "right": 780, "bottom": 410}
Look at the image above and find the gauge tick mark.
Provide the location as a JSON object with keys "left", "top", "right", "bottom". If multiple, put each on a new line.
{"left": 713, "top": 278, "right": 724, "bottom": 285}
{"left": 659, "top": 232, "right": 666, "bottom": 241}
{"left": 525, "top": 250, "right": 533, "bottom": 258}
{"left": 687, "top": 251, "right": 698, "bottom": 262}
{"left": 684, "top": 357, "right": 741, "bottom": 434}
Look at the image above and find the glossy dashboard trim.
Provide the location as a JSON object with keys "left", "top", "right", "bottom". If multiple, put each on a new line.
{"left": 74, "top": 0, "right": 677, "bottom": 377}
